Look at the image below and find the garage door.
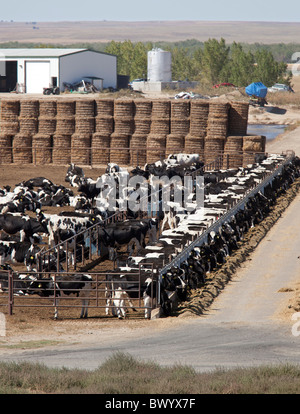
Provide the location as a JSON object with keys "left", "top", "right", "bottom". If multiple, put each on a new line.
{"left": 25, "top": 61, "right": 50, "bottom": 93}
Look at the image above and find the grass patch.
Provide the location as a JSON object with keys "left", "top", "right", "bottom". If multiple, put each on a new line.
{"left": 0, "top": 353, "right": 300, "bottom": 394}
{"left": 0, "top": 340, "right": 62, "bottom": 349}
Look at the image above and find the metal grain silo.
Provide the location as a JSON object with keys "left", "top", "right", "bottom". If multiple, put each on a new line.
{"left": 147, "top": 48, "right": 172, "bottom": 82}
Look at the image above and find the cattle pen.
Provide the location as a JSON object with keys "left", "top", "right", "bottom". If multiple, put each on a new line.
{"left": 0, "top": 149, "right": 298, "bottom": 320}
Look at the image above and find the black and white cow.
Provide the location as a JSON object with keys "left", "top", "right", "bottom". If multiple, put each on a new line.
{"left": 0, "top": 241, "right": 41, "bottom": 270}
{"left": 27, "top": 273, "right": 93, "bottom": 319}
{"left": 0, "top": 213, "right": 48, "bottom": 243}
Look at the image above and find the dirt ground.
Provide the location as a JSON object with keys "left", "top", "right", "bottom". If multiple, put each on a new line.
{"left": 1, "top": 98, "right": 300, "bottom": 349}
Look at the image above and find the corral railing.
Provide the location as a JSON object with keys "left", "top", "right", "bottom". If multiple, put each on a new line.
{"left": 158, "top": 150, "right": 296, "bottom": 278}
{"left": 0, "top": 264, "right": 158, "bottom": 318}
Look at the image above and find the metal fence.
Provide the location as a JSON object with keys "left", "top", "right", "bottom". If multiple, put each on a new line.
{"left": 0, "top": 265, "right": 159, "bottom": 318}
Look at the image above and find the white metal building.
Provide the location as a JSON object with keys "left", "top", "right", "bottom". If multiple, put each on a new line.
{"left": 0, "top": 48, "right": 117, "bottom": 93}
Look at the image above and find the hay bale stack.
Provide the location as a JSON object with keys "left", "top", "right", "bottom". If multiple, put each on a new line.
{"left": 52, "top": 134, "right": 71, "bottom": 165}
{"left": 189, "top": 100, "right": 209, "bottom": 137}
{"left": 95, "top": 115, "right": 114, "bottom": 134}
{"left": 222, "top": 136, "right": 243, "bottom": 169}
{"left": 56, "top": 100, "right": 75, "bottom": 135}
{"left": 242, "top": 135, "right": 266, "bottom": 167}
{"left": 150, "top": 118, "right": 170, "bottom": 134}
{"left": 184, "top": 134, "right": 205, "bottom": 159}
{"left": 165, "top": 134, "right": 185, "bottom": 158}
{"left": 0, "top": 99, "right": 20, "bottom": 121}
{"left": 114, "top": 116, "right": 134, "bottom": 135}
{"left": 133, "top": 99, "right": 152, "bottom": 135}
{"left": 0, "top": 120, "right": 19, "bottom": 134}
{"left": 32, "top": 134, "right": 52, "bottom": 164}
{"left": 91, "top": 133, "right": 110, "bottom": 165}
{"left": 170, "top": 100, "right": 189, "bottom": 140}
{"left": 39, "top": 99, "right": 57, "bottom": 118}
{"left": 147, "top": 134, "right": 166, "bottom": 164}
{"left": 228, "top": 101, "right": 249, "bottom": 136}
{"left": 114, "top": 99, "right": 134, "bottom": 135}
{"left": 206, "top": 101, "right": 229, "bottom": 139}
{"left": 75, "top": 116, "right": 95, "bottom": 134}
{"left": 56, "top": 100, "right": 75, "bottom": 117}
{"left": 151, "top": 100, "right": 170, "bottom": 118}
{"left": 204, "top": 138, "right": 224, "bottom": 165}
{"left": 76, "top": 99, "right": 95, "bottom": 117}
{"left": 19, "top": 99, "right": 39, "bottom": 135}
{"left": 0, "top": 134, "right": 13, "bottom": 164}
{"left": 75, "top": 99, "right": 95, "bottom": 134}
{"left": 95, "top": 98, "right": 114, "bottom": 117}
{"left": 130, "top": 134, "right": 147, "bottom": 166}
{"left": 19, "top": 99, "right": 39, "bottom": 118}
{"left": 110, "top": 133, "right": 130, "bottom": 165}
{"left": 12, "top": 133, "right": 32, "bottom": 164}
{"left": 114, "top": 99, "right": 134, "bottom": 118}
{"left": 38, "top": 99, "right": 57, "bottom": 134}
{"left": 71, "top": 133, "right": 91, "bottom": 165}
{"left": 134, "top": 118, "right": 151, "bottom": 135}
{"left": 171, "top": 100, "right": 190, "bottom": 118}
{"left": 134, "top": 99, "right": 152, "bottom": 118}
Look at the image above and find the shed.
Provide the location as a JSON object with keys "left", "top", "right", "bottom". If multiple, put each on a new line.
{"left": 0, "top": 48, "right": 117, "bottom": 93}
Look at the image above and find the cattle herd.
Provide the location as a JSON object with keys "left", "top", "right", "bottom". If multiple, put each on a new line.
{"left": 0, "top": 151, "right": 299, "bottom": 320}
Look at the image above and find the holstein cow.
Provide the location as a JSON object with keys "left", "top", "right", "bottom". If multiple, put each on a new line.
{"left": 28, "top": 273, "right": 93, "bottom": 319}
{"left": 36, "top": 209, "right": 96, "bottom": 246}
{"left": 0, "top": 241, "right": 41, "bottom": 270}
{"left": 0, "top": 213, "right": 48, "bottom": 243}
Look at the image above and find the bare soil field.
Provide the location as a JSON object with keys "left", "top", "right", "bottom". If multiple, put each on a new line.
{"left": 1, "top": 20, "right": 300, "bottom": 44}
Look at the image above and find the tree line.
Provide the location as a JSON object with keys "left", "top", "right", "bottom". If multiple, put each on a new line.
{"left": 105, "top": 38, "right": 292, "bottom": 87}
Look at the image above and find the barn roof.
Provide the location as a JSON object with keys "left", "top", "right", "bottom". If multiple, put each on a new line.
{"left": 0, "top": 48, "right": 99, "bottom": 58}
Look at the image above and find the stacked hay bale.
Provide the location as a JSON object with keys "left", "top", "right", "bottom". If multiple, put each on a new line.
{"left": 92, "top": 99, "right": 114, "bottom": 166}
{"left": 56, "top": 99, "right": 75, "bottom": 135}
{"left": 184, "top": 100, "right": 209, "bottom": 160}
{"left": 147, "top": 99, "right": 170, "bottom": 163}
{"left": 32, "top": 134, "right": 52, "bottom": 164}
{"left": 12, "top": 133, "right": 32, "bottom": 164}
{"left": 242, "top": 135, "right": 266, "bottom": 167}
{"left": 166, "top": 100, "right": 190, "bottom": 157}
{"left": 204, "top": 101, "right": 229, "bottom": 165}
{"left": 52, "top": 134, "right": 71, "bottom": 165}
{"left": 222, "top": 136, "right": 243, "bottom": 169}
{"left": 228, "top": 101, "right": 249, "bottom": 136}
{"left": 19, "top": 99, "right": 39, "bottom": 135}
{"left": 53, "top": 100, "right": 75, "bottom": 165}
{"left": 110, "top": 99, "right": 134, "bottom": 165}
{"left": 0, "top": 99, "right": 19, "bottom": 135}
{"left": 0, "top": 134, "right": 13, "bottom": 164}
{"left": 130, "top": 99, "right": 152, "bottom": 166}
{"left": 71, "top": 133, "right": 91, "bottom": 165}
{"left": 75, "top": 99, "right": 95, "bottom": 134}
{"left": 38, "top": 99, "right": 57, "bottom": 135}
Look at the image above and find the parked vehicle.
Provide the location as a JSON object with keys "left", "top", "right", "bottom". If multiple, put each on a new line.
{"left": 268, "top": 83, "right": 294, "bottom": 93}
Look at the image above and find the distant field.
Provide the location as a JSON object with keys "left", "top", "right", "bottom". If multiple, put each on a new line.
{"left": 0, "top": 20, "right": 300, "bottom": 44}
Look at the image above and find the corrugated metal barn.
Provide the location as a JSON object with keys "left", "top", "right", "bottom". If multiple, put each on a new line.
{"left": 0, "top": 48, "right": 117, "bottom": 93}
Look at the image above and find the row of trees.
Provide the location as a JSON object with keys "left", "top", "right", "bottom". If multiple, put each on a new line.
{"left": 105, "top": 38, "right": 292, "bottom": 87}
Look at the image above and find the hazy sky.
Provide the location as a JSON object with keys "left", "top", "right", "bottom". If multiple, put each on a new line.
{"left": 2, "top": 0, "right": 300, "bottom": 22}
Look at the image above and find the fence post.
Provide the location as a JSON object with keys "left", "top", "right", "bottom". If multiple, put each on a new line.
{"left": 8, "top": 271, "right": 13, "bottom": 315}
